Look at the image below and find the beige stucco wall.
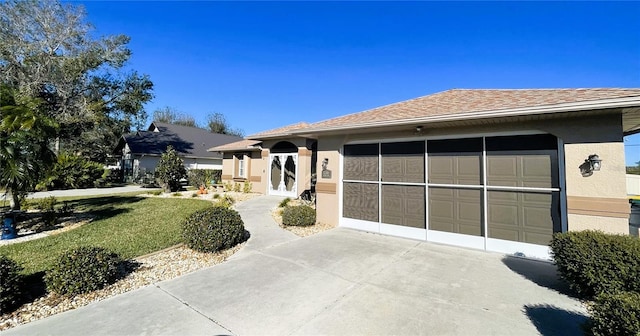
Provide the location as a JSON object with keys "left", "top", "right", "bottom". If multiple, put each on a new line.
{"left": 221, "top": 153, "right": 234, "bottom": 182}
{"left": 567, "top": 214, "right": 628, "bottom": 234}
{"left": 248, "top": 151, "right": 267, "bottom": 194}
{"left": 315, "top": 135, "right": 346, "bottom": 226}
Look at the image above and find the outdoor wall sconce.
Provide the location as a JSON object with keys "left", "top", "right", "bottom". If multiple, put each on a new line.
{"left": 580, "top": 154, "right": 602, "bottom": 177}
{"left": 588, "top": 154, "right": 602, "bottom": 172}
{"left": 415, "top": 126, "right": 423, "bottom": 133}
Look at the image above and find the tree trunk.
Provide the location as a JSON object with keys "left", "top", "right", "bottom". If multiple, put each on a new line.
{"left": 10, "top": 192, "right": 20, "bottom": 210}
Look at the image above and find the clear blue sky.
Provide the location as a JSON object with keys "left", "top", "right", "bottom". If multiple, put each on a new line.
{"left": 77, "top": 1, "right": 640, "bottom": 164}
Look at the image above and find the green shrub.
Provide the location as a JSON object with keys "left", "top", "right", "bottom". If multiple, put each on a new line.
{"left": 149, "top": 190, "right": 163, "bottom": 196}
{"left": 282, "top": 205, "right": 316, "bottom": 226}
{"left": 44, "top": 246, "right": 123, "bottom": 295}
{"left": 279, "top": 197, "right": 291, "bottom": 208}
{"left": 217, "top": 194, "right": 235, "bottom": 208}
{"left": 187, "top": 169, "right": 221, "bottom": 187}
{"left": 34, "top": 196, "right": 57, "bottom": 211}
{"left": 243, "top": 181, "right": 252, "bottom": 193}
{"left": 224, "top": 181, "right": 233, "bottom": 192}
{"left": 0, "top": 255, "right": 23, "bottom": 314}
{"left": 172, "top": 192, "right": 182, "bottom": 197}
{"left": 40, "top": 153, "right": 105, "bottom": 190}
{"left": 550, "top": 230, "right": 640, "bottom": 298}
{"left": 191, "top": 193, "right": 198, "bottom": 197}
{"left": 586, "top": 291, "right": 640, "bottom": 336}
{"left": 156, "top": 146, "right": 187, "bottom": 192}
{"left": 233, "top": 183, "right": 241, "bottom": 192}
{"left": 213, "top": 193, "right": 221, "bottom": 199}
{"left": 182, "top": 206, "right": 246, "bottom": 252}
{"left": 33, "top": 196, "right": 58, "bottom": 226}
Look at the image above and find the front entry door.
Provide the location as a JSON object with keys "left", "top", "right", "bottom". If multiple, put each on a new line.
{"left": 269, "top": 153, "right": 298, "bottom": 197}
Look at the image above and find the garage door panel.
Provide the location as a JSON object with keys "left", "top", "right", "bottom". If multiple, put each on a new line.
{"left": 382, "top": 185, "right": 425, "bottom": 228}
{"left": 488, "top": 203, "right": 518, "bottom": 225}
{"left": 344, "top": 156, "right": 378, "bottom": 181}
{"left": 429, "top": 156, "right": 455, "bottom": 184}
{"left": 429, "top": 155, "right": 481, "bottom": 185}
{"left": 487, "top": 151, "right": 556, "bottom": 188}
{"left": 488, "top": 191, "right": 558, "bottom": 245}
{"left": 523, "top": 232, "right": 554, "bottom": 246}
{"left": 343, "top": 182, "right": 379, "bottom": 222}
{"left": 488, "top": 227, "right": 520, "bottom": 242}
{"left": 429, "top": 187, "right": 482, "bottom": 236}
{"left": 343, "top": 144, "right": 379, "bottom": 182}
{"left": 488, "top": 156, "right": 517, "bottom": 179}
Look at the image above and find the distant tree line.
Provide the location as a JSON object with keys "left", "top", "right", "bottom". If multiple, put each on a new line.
{"left": 152, "top": 107, "right": 244, "bottom": 137}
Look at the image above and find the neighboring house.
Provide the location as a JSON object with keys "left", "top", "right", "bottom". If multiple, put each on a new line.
{"left": 210, "top": 88, "right": 640, "bottom": 259}
{"left": 115, "top": 121, "right": 242, "bottom": 181}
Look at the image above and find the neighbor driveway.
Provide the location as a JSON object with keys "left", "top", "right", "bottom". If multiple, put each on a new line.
{"left": 2, "top": 196, "right": 586, "bottom": 335}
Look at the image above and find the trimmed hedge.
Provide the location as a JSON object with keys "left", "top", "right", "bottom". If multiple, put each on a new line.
{"left": 0, "top": 255, "right": 23, "bottom": 313}
{"left": 550, "top": 230, "right": 640, "bottom": 298}
{"left": 44, "top": 246, "right": 123, "bottom": 295}
{"left": 282, "top": 205, "right": 316, "bottom": 226}
{"left": 182, "top": 206, "right": 245, "bottom": 252}
{"left": 587, "top": 291, "right": 640, "bottom": 336}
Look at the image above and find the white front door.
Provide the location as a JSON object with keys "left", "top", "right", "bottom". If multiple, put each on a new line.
{"left": 268, "top": 153, "right": 298, "bottom": 197}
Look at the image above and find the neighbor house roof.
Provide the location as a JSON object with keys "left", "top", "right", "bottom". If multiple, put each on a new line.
{"left": 247, "top": 89, "right": 640, "bottom": 139}
{"left": 114, "top": 121, "right": 243, "bottom": 158}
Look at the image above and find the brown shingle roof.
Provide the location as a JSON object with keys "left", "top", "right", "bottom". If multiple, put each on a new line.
{"left": 306, "top": 88, "right": 640, "bottom": 131}
{"left": 208, "top": 139, "right": 262, "bottom": 152}
{"left": 247, "top": 122, "right": 309, "bottom": 139}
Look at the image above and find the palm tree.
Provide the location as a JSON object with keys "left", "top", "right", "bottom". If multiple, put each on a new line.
{"left": 0, "top": 87, "right": 57, "bottom": 209}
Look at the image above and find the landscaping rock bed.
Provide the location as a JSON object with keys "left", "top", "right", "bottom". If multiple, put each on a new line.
{"left": 271, "top": 199, "right": 335, "bottom": 237}
{"left": 0, "top": 243, "right": 244, "bottom": 331}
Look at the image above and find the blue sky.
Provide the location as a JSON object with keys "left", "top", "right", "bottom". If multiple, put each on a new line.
{"left": 77, "top": 1, "right": 640, "bottom": 164}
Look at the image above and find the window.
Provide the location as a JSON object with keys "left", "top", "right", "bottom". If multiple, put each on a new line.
{"left": 238, "top": 156, "right": 245, "bottom": 177}
{"left": 235, "top": 154, "right": 247, "bottom": 178}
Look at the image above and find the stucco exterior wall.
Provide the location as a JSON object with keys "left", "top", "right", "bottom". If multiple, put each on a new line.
{"left": 315, "top": 135, "right": 345, "bottom": 226}
{"left": 221, "top": 153, "right": 234, "bottom": 183}
{"left": 248, "top": 151, "right": 267, "bottom": 194}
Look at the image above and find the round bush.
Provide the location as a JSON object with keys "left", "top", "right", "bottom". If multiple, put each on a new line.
{"left": 45, "top": 246, "right": 122, "bottom": 295}
{"left": 182, "top": 206, "right": 246, "bottom": 252}
{"left": 282, "top": 205, "right": 316, "bottom": 226}
{"left": 550, "top": 230, "right": 640, "bottom": 298}
{"left": 587, "top": 291, "right": 640, "bottom": 336}
{"left": 0, "top": 255, "right": 23, "bottom": 313}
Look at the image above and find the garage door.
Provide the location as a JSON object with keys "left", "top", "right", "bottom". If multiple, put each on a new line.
{"left": 341, "top": 134, "right": 562, "bottom": 259}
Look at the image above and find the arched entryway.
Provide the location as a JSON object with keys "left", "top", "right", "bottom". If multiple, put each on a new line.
{"left": 269, "top": 141, "right": 298, "bottom": 197}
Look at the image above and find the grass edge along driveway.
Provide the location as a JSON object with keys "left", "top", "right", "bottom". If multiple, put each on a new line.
{"left": 0, "top": 195, "right": 211, "bottom": 276}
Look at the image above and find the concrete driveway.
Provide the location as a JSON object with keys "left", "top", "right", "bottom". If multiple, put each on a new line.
{"left": 2, "top": 197, "right": 586, "bottom": 336}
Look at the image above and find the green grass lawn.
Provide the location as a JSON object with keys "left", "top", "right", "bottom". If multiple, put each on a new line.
{"left": 0, "top": 195, "right": 211, "bottom": 275}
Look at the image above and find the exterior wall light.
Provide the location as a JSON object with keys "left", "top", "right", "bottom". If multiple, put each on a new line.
{"left": 588, "top": 154, "right": 602, "bottom": 172}
{"left": 581, "top": 154, "right": 602, "bottom": 177}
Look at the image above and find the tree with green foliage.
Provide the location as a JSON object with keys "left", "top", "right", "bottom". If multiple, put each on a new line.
{"left": 156, "top": 146, "right": 187, "bottom": 192}
{"left": 152, "top": 107, "right": 198, "bottom": 127}
{"left": 206, "top": 112, "right": 244, "bottom": 137}
{"left": 0, "top": 0, "right": 154, "bottom": 163}
{"left": 0, "top": 86, "right": 57, "bottom": 209}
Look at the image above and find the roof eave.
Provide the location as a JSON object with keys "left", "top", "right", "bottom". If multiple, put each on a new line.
{"left": 294, "top": 96, "right": 640, "bottom": 135}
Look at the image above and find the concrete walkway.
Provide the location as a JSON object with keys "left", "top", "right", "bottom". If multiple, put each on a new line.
{"left": 1, "top": 186, "right": 156, "bottom": 204}
{"left": 2, "top": 196, "right": 587, "bottom": 336}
